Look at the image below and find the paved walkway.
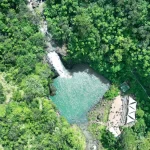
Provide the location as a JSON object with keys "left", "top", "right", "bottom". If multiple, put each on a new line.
{"left": 107, "top": 95, "right": 123, "bottom": 136}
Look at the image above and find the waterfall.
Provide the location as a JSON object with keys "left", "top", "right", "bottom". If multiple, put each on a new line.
{"left": 27, "top": 1, "right": 72, "bottom": 78}
{"left": 47, "top": 52, "right": 71, "bottom": 78}
{"left": 41, "top": 20, "right": 71, "bottom": 78}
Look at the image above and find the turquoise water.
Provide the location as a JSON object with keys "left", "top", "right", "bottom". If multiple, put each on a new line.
{"left": 50, "top": 65, "right": 109, "bottom": 123}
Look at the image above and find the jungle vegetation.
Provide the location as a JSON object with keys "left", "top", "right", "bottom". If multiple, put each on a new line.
{"left": 0, "top": 0, "right": 85, "bottom": 149}
{"left": 1, "top": 0, "right": 150, "bottom": 149}
{"left": 45, "top": 0, "right": 150, "bottom": 149}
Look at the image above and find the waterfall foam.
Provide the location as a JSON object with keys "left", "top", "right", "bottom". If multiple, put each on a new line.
{"left": 47, "top": 52, "right": 71, "bottom": 78}
{"left": 27, "top": 0, "right": 70, "bottom": 78}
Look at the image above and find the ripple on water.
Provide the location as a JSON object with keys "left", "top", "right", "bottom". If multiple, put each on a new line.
{"left": 50, "top": 64, "right": 110, "bottom": 124}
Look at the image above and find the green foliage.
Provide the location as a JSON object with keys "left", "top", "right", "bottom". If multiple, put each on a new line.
{"left": 45, "top": 1, "right": 150, "bottom": 149}
{"left": 0, "top": 99, "right": 85, "bottom": 149}
{"left": 0, "top": 104, "right": 6, "bottom": 117}
{"left": 120, "top": 128, "right": 137, "bottom": 150}
{"left": 0, "top": 1, "right": 86, "bottom": 149}
{"left": 0, "top": 1, "right": 45, "bottom": 83}
{"left": 0, "top": 0, "right": 21, "bottom": 13}
{"left": 134, "top": 118, "right": 146, "bottom": 136}
{"left": 1, "top": 0, "right": 150, "bottom": 149}
{"left": 12, "top": 90, "right": 23, "bottom": 102}
{"left": 21, "top": 75, "right": 45, "bottom": 100}
{"left": 101, "top": 130, "right": 117, "bottom": 150}
{"left": 88, "top": 123, "right": 106, "bottom": 141}
{"left": 138, "top": 132, "right": 150, "bottom": 150}
{"left": 45, "top": 0, "right": 150, "bottom": 82}
{"left": 136, "top": 108, "right": 145, "bottom": 118}
{"left": 133, "top": 108, "right": 146, "bottom": 136}
{"left": 35, "top": 63, "right": 53, "bottom": 87}
{"left": 0, "top": 83, "right": 6, "bottom": 103}
{"left": 104, "top": 85, "right": 119, "bottom": 100}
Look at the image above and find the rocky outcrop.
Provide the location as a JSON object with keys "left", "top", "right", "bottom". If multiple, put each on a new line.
{"left": 56, "top": 44, "right": 67, "bottom": 56}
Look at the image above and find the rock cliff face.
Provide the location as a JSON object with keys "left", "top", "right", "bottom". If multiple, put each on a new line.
{"left": 56, "top": 44, "right": 67, "bottom": 56}
{"left": 28, "top": 0, "right": 44, "bottom": 8}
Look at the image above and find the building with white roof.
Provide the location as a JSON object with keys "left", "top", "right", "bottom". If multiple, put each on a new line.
{"left": 126, "top": 96, "right": 137, "bottom": 124}
{"left": 108, "top": 95, "right": 137, "bottom": 137}
{"left": 126, "top": 116, "right": 135, "bottom": 124}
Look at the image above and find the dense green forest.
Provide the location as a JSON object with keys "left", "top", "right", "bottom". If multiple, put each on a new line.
{"left": 44, "top": 0, "right": 150, "bottom": 149}
{"left": 0, "top": 0, "right": 85, "bottom": 149}
{"left": 1, "top": 0, "right": 150, "bottom": 149}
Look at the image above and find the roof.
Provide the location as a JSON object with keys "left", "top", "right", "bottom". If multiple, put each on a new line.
{"left": 128, "top": 97, "right": 137, "bottom": 104}
{"left": 128, "top": 112, "right": 135, "bottom": 120}
{"left": 128, "top": 105, "right": 135, "bottom": 114}
{"left": 129, "top": 102, "right": 137, "bottom": 110}
{"left": 120, "top": 82, "right": 130, "bottom": 92}
{"left": 126, "top": 96, "right": 137, "bottom": 124}
{"left": 126, "top": 116, "right": 135, "bottom": 124}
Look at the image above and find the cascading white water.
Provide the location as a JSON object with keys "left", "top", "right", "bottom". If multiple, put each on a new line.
{"left": 40, "top": 20, "right": 71, "bottom": 78}
{"left": 47, "top": 52, "right": 71, "bottom": 78}
{"left": 33, "top": 1, "right": 72, "bottom": 78}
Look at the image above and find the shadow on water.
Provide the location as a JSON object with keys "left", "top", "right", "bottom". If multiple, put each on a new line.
{"left": 50, "top": 63, "right": 110, "bottom": 123}
{"left": 70, "top": 64, "right": 109, "bottom": 85}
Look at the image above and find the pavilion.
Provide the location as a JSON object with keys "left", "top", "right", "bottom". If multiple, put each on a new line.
{"left": 108, "top": 96, "right": 137, "bottom": 137}
{"left": 126, "top": 96, "right": 137, "bottom": 124}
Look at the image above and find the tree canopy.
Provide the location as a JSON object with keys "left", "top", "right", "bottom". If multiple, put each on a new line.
{"left": 1, "top": 0, "right": 150, "bottom": 149}
{"left": 0, "top": 99, "right": 85, "bottom": 150}
{"left": 0, "top": 1, "right": 86, "bottom": 149}
{"left": 45, "top": 0, "right": 150, "bottom": 149}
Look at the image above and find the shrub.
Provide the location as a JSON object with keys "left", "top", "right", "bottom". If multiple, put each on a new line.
{"left": 104, "top": 85, "right": 119, "bottom": 100}
{"left": 0, "top": 83, "right": 6, "bottom": 103}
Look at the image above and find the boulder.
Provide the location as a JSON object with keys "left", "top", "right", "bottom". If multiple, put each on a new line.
{"left": 32, "top": 0, "right": 39, "bottom": 8}
{"left": 56, "top": 44, "right": 67, "bottom": 56}
{"left": 97, "top": 114, "right": 101, "bottom": 120}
